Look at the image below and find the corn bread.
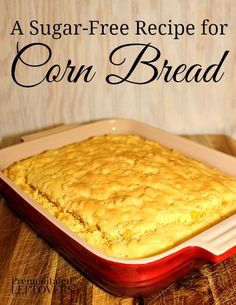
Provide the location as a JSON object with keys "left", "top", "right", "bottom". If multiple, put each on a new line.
{"left": 3, "top": 134, "right": 236, "bottom": 258}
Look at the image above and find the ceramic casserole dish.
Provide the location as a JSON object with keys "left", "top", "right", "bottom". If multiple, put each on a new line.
{"left": 0, "top": 119, "right": 235, "bottom": 297}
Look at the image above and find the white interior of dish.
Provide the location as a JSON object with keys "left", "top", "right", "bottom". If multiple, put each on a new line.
{"left": 0, "top": 119, "right": 235, "bottom": 264}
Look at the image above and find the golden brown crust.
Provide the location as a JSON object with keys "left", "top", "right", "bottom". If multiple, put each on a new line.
{"left": 3, "top": 134, "right": 236, "bottom": 258}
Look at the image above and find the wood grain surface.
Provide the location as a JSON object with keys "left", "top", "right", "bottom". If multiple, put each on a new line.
{"left": 1, "top": 0, "right": 236, "bottom": 149}
{"left": 0, "top": 132, "right": 236, "bottom": 305}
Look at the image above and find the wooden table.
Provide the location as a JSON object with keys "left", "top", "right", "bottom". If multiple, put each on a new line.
{"left": 0, "top": 134, "right": 236, "bottom": 305}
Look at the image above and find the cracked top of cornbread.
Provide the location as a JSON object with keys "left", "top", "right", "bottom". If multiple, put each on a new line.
{"left": 3, "top": 134, "right": 236, "bottom": 258}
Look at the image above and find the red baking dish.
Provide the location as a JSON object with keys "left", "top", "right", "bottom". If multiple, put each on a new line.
{"left": 0, "top": 119, "right": 235, "bottom": 297}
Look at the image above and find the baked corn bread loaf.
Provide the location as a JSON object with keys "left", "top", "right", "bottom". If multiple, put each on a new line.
{"left": 3, "top": 134, "right": 236, "bottom": 258}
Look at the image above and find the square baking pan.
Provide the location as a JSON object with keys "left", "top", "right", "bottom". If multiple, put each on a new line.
{"left": 0, "top": 119, "right": 235, "bottom": 297}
